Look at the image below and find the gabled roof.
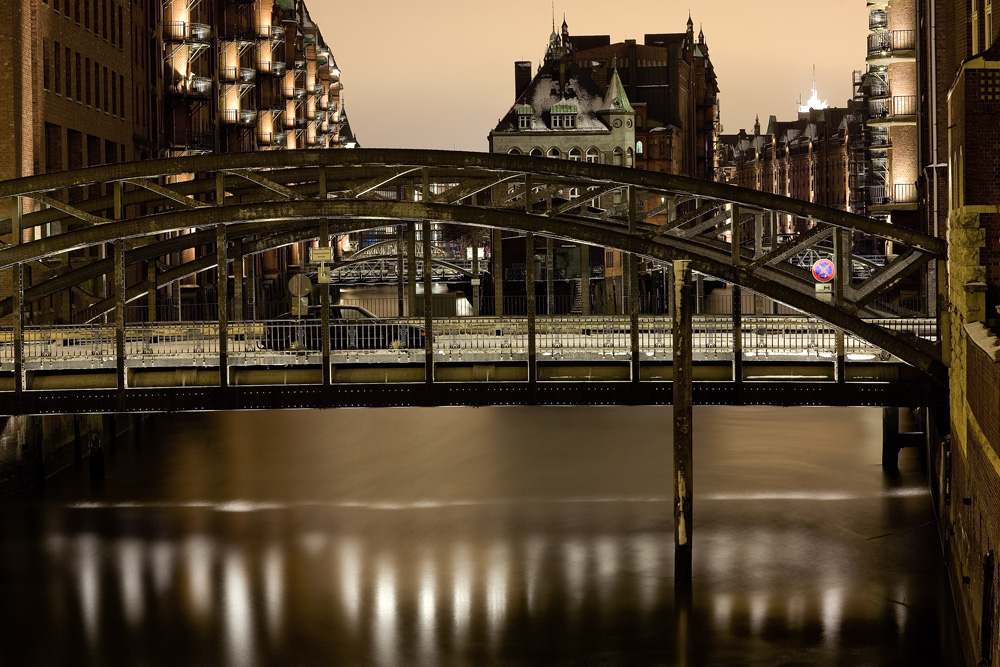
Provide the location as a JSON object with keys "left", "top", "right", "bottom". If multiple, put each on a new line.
{"left": 491, "top": 56, "right": 615, "bottom": 134}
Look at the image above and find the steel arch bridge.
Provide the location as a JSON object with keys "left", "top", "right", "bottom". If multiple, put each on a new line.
{"left": 0, "top": 149, "right": 946, "bottom": 414}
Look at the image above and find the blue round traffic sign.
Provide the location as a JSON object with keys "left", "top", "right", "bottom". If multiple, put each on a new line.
{"left": 812, "top": 258, "right": 836, "bottom": 283}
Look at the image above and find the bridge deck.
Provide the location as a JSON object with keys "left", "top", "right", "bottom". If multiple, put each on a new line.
{"left": 0, "top": 315, "right": 944, "bottom": 413}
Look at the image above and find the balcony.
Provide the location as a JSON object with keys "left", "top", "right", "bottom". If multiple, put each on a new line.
{"left": 218, "top": 24, "right": 255, "bottom": 42}
{"left": 291, "top": 87, "right": 306, "bottom": 99}
{"left": 869, "top": 9, "right": 887, "bottom": 30}
{"left": 169, "top": 76, "right": 213, "bottom": 96}
{"left": 869, "top": 183, "right": 917, "bottom": 209}
{"left": 258, "top": 60, "right": 286, "bottom": 76}
{"left": 868, "top": 95, "right": 917, "bottom": 124}
{"left": 220, "top": 67, "right": 256, "bottom": 84}
{"left": 164, "top": 22, "right": 212, "bottom": 43}
{"left": 221, "top": 109, "right": 258, "bottom": 126}
{"left": 257, "top": 25, "right": 285, "bottom": 41}
{"left": 867, "top": 30, "right": 916, "bottom": 61}
{"left": 259, "top": 131, "right": 286, "bottom": 147}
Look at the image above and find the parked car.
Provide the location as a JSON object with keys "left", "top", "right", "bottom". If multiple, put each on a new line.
{"left": 261, "top": 305, "right": 424, "bottom": 351}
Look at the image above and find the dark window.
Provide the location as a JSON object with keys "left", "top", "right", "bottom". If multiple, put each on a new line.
{"left": 103, "top": 66, "right": 109, "bottom": 112}
{"left": 75, "top": 0, "right": 80, "bottom": 22}
{"left": 52, "top": 42, "right": 62, "bottom": 93}
{"left": 102, "top": 0, "right": 108, "bottom": 40}
{"left": 53, "top": 0, "right": 59, "bottom": 11}
{"left": 119, "top": 74, "right": 124, "bottom": 118}
{"left": 94, "top": 61, "right": 100, "bottom": 109}
{"left": 117, "top": 6, "right": 123, "bottom": 49}
{"left": 65, "top": 49, "right": 72, "bottom": 98}
{"left": 45, "top": 123, "right": 62, "bottom": 173}
{"left": 75, "top": 53, "right": 82, "bottom": 102}
{"left": 84, "top": 0, "right": 90, "bottom": 30}
{"left": 111, "top": 72, "right": 116, "bottom": 116}
{"left": 85, "top": 57, "right": 91, "bottom": 106}
{"left": 44, "top": 40, "right": 52, "bottom": 91}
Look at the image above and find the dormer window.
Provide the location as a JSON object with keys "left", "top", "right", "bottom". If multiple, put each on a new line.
{"left": 516, "top": 104, "right": 532, "bottom": 129}
{"left": 550, "top": 102, "right": 578, "bottom": 130}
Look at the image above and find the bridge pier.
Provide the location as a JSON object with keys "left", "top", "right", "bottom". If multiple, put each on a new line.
{"left": 882, "top": 407, "right": 927, "bottom": 470}
{"left": 673, "top": 260, "right": 694, "bottom": 582}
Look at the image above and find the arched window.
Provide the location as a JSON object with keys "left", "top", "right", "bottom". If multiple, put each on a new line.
{"left": 586, "top": 147, "right": 599, "bottom": 163}
{"left": 569, "top": 187, "right": 580, "bottom": 199}
{"left": 547, "top": 147, "right": 560, "bottom": 159}
{"left": 613, "top": 147, "right": 623, "bottom": 166}
{"left": 568, "top": 148, "right": 582, "bottom": 161}
{"left": 508, "top": 147, "right": 521, "bottom": 155}
{"left": 530, "top": 148, "right": 543, "bottom": 157}
{"left": 636, "top": 140, "right": 643, "bottom": 154}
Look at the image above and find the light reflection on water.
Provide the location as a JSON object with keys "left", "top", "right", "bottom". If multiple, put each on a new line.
{"left": 0, "top": 406, "right": 963, "bottom": 666}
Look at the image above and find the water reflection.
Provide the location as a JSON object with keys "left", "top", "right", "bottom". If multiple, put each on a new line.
{"left": 0, "top": 407, "right": 963, "bottom": 666}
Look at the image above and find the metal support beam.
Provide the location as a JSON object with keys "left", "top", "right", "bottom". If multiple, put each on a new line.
{"left": 673, "top": 259, "right": 693, "bottom": 583}
{"left": 114, "top": 239, "right": 126, "bottom": 407}
{"left": 423, "top": 220, "right": 434, "bottom": 384}
{"left": 407, "top": 221, "right": 417, "bottom": 317}
{"left": 472, "top": 242, "right": 480, "bottom": 315}
{"left": 321, "top": 219, "right": 331, "bottom": 387}
{"left": 580, "top": 244, "right": 591, "bottom": 316}
{"left": 546, "top": 237, "right": 554, "bottom": 316}
{"left": 527, "top": 231, "right": 537, "bottom": 385}
{"left": 216, "top": 224, "right": 228, "bottom": 392}
{"left": 494, "top": 228, "right": 504, "bottom": 317}
{"left": 733, "top": 285, "right": 743, "bottom": 394}
{"left": 630, "top": 253, "right": 640, "bottom": 383}
{"left": 232, "top": 241, "right": 243, "bottom": 322}
{"left": 397, "top": 226, "right": 405, "bottom": 316}
{"left": 12, "top": 197, "right": 23, "bottom": 403}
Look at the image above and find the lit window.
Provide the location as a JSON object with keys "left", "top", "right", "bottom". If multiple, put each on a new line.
{"left": 636, "top": 140, "right": 643, "bottom": 154}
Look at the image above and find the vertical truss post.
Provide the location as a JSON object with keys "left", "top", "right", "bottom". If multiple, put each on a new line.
{"left": 12, "top": 197, "right": 23, "bottom": 403}
{"left": 147, "top": 262, "right": 157, "bottom": 322}
{"left": 525, "top": 175, "right": 536, "bottom": 386}
{"left": 731, "top": 205, "right": 743, "bottom": 390}
{"left": 233, "top": 240, "right": 244, "bottom": 323}
{"left": 321, "top": 222, "right": 331, "bottom": 388}
{"left": 397, "top": 226, "right": 405, "bottom": 317}
{"left": 113, "top": 183, "right": 126, "bottom": 410}
{"left": 494, "top": 228, "right": 504, "bottom": 317}
{"left": 114, "top": 239, "right": 126, "bottom": 408}
{"left": 526, "top": 231, "right": 537, "bottom": 386}
{"left": 216, "top": 224, "right": 228, "bottom": 393}
{"left": 672, "top": 259, "right": 693, "bottom": 582}
{"left": 835, "top": 229, "right": 850, "bottom": 383}
{"left": 247, "top": 256, "right": 257, "bottom": 322}
{"left": 580, "top": 244, "right": 591, "bottom": 316}
{"left": 318, "top": 168, "right": 331, "bottom": 387}
{"left": 472, "top": 242, "right": 480, "bottom": 316}
{"left": 422, "top": 170, "right": 434, "bottom": 386}
{"left": 406, "top": 178, "right": 417, "bottom": 316}
{"left": 546, "top": 237, "right": 554, "bottom": 316}
{"left": 629, "top": 186, "right": 640, "bottom": 383}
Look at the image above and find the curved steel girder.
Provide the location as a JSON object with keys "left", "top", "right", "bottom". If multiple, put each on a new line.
{"left": 0, "top": 199, "right": 944, "bottom": 379}
{"left": 0, "top": 149, "right": 945, "bottom": 256}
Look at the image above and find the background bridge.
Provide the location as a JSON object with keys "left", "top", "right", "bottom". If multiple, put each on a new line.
{"left": 0, "top": 149, "right": 947, "bottom": 414}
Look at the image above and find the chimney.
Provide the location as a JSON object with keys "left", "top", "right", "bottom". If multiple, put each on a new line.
{"left": 515, "top": 61, "right": 532, "bottom": 100}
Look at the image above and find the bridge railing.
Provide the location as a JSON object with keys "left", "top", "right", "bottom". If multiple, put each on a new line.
{"left": 0, "top": 316, "right": 937, "bottom": 372}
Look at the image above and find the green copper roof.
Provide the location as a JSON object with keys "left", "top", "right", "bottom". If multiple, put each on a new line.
{"left": 516, "top": 105, "right": 533, "bottom": 115}
{"left": 601, "top": 68, "right": 635, "bottom": 113}
{"left": 551, "top": 103, "right": 578, "bottom": 114}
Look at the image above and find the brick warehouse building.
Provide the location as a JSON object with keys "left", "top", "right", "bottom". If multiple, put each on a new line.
{"left": 488, "top": 16, "right": 719, "bottom": 315}
{"left": 1, "top": 0, "right": 354, "bottom": 323}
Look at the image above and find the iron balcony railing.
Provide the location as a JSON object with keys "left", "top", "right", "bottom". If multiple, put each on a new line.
{"left": 869, "top": 9, "right": 888, "bottom": 30}
{"left": 258, "top": 131, "right": 286, "bottom": 147}
{"left": 220, "top": 109, "right": 258, "bottom": 126}
{"left": 257, "top": 25, "right": 284, "bottom": 41}
{"left": 258, "top": 60, "right": 286, "bottom": 76}
{"left": 220, "top": 67, "right": 255, "bottom": 84}
{"left": 868, "top": 95, "right": 917, "bottom": 119}
{"left": 163, "top": 21, "right": 212, "bottom": 43}
{"left": 218, "top": 24, "right": 255, "bottom": 42}
{"left": 869, "top": 183, "right": 918, "bottom": 206}
{"left": 867, "top": 30, "right": 916, "bottom": 56}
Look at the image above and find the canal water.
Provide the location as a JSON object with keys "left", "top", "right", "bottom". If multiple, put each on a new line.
{"left": 0, "top": 406, "right": 963, "bottom": 666}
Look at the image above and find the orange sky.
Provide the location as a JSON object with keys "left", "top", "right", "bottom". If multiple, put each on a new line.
{"left": 309, "top": 0, "right": 869, "bottom": 151}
